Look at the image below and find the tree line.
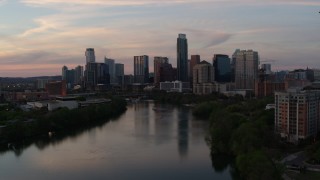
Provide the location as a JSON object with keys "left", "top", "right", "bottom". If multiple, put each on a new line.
{"left": 193, "top": 96, "right": 284, "bottom": 179}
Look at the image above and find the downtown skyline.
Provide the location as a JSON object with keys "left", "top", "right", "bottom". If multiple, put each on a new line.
{"left": 0, "top": 0, "right": 319, "bottom": 77}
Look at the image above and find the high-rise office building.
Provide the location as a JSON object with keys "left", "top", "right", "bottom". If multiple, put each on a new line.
{"left": 159, "top": 62, "right": 175, "bottom": 83}
{"left": 74, "top": 65, "right": 84, "bottom": 85}
{"left": 85, "top": 48, "right": 95, "bottom": 63}
{"left": 104, "top": 57, "right": 115, "bottom": 84}
{"left": 154, "top": 56, "right": 169, "bottom": 84}
{"left": 115, "top": 63, "right": 124, "bottom": 85}
{"left": 177, "top": 34, "right": 188, "bottom": 82}
{"left": 213, "top": 54, "right": 231, "bottom": 83}
{"left": 275, "top": 90, "right": 320, "bottom": 142}
{"left": 61, "top": 66, "right": 75, "bottom": 88}
{"left": 85, "top": 62, "right": 109, "bottom": 89}
{"left": 193, "top": 61, "right": 215, "bottom": 95}
{"left": 134, "top": 55, "right": 149, "bottom": 84}
{"left": 193, "top": 61, "right": 214, "bottom": 84}
{"left": 62, "top": 66, "right": 68, "bottom": 81}
{"left": 234, "top": 49, "right": 259, "bottom": 89}
{"left": 231, "top": 49, "right": 240, "bottom": 82}
{"left": 190, "top": 55, "right": 200, "bottom": 80}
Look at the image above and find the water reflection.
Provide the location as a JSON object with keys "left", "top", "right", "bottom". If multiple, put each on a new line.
{"left": 134, "top": 102, "right": 150, "bottom": 137}
{"left": 153, "top": 104, "right": 174, "bottom": 145}
{"left": 0, "top": 101, "right": 232, "bottom": 180}
{"left": 178, "top": 107, "right": 189, "bottom": 158}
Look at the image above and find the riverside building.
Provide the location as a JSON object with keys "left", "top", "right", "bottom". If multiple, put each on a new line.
{"left": 275, "top": 89, "right": 320, "bottom": 142}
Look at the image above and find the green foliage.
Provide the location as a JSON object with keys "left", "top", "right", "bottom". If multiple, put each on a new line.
{"left": 194, "top": 96, "right": 281, "bottom": 177}
{"left": 208, "top": 108, "right": 244, "bottom": 153}
{"left": 0, "top": 98, "right": 127, "bottom": 144}
{"left": 152, "top": 91, "right": 219, "bottom": 105}
{"left": 192, "top": 102, "right": 218, "bottom": 119}
{"left": 236, "top": 150, "right": 281, "bottom": 180}
{"left": 231, "top": 122, "right": 262, "bottom": 154}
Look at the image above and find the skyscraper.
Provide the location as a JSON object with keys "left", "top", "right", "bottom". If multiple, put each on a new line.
{"left": 85, "top": 62, "right": 109, "bottom": 89}
{"left": 189, "top": 55, "right": 200, "bottom": 77}
{"left": 154, "top": 56, "right": 169, "bottom": 84}
{"left": 193, "top": 61, "right": 215, "bottom": 95}
{"left": 193, "top": 61, "right": 214, "bottom": 84}
{"left": 234, "top": 49, "right": 259, "bottom": 89}
{"left": 134, "top": 55, "right": 149, "bottom": 84}
{"left": 213, "top": 54, "right": 231, "bottom": 83}
{"left": 74, "top": 65, "right": 84, "bottom": 85}
{"left": 85, "top": 48, "right": 95, "bottom": 63}
{"left": 61, "top": 66, "right": 75, "bottom": 89}
{"left": 231, "top": 49, "right": 240, "bottom": 82}
{"left": 159, "top": 62, "right": 175, "bottom": 83}
{"left": 189, "top": 55, "right": 200, "bottom": 83}
{"left": 62, "top": 66, "right": 68, "bottom": 81}
{"left": 104, "top": 57, "right": 115, "bottom": 84}
{"left": 115, "top": 63, "right": 124, "bottom": 85}
{"left": 177, "top": 34, "right": 188, "bottom": 82}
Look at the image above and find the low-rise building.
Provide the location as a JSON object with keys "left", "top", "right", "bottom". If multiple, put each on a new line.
{"left": 160, "top": 81, "right": 190, "bottom": 92}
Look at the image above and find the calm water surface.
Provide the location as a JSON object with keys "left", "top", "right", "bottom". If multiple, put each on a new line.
{"left": 0, "top": 102, "right": 232, "bottom": 180}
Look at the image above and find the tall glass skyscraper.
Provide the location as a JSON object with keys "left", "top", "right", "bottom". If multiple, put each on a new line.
{"left": 85, "top": 48, "right": 95, "bottom": 63}
{"left": 213, "top": 54, "right": 231, "bottom": 83}
{"left": 104, "top": 57, "right": 115, "bottom": 84}
{"left": 177, "top": 34, "right": 188, "bottom": 82}
{"left": 115, "top": 63, "right": 124, "bottom": 85}
{"left": 134, "top": 55, "right": 149, "bottom": 84}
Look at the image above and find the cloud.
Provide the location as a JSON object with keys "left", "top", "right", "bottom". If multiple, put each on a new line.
{"left": 20, "top": 0, "right": 320, "bottom": 7}
{"left": 20, "top": 19, "right": 59, "bottom": 37}
{"left": 0, "top": 0, "right": 317, "bottom": 77}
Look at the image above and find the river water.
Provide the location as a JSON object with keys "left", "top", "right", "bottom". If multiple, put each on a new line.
{"left": 0, "top": 101, "right": 232, "bottom": 180}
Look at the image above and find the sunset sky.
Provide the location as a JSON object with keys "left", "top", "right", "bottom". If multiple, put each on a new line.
{"left": 0, "top": 0, "right": 319, "bottom": 77}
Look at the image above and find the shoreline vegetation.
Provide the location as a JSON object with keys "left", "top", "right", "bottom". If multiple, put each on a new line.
{"left": 190, "top": 93, "right": 320, "bottom": 180}
{"left": 193, "top": 97, "right": 283, "bottom": 179}
{"left": 2, "top": 91, "right": 320, "bottom": 179}
{"left": 0, "top": 97, "right": 127, "bottom": 154}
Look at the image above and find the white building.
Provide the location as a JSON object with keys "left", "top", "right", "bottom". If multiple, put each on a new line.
{"left": 30, "top": 100, "right": 78, "bottom": 111}
{"left": 160, "top": 81, "right": 190, "bottom": 92}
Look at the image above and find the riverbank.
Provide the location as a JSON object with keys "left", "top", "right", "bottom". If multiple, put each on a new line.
{"left": 192, "top": 97, "right": 285, "bottom": 179}
{"left": 0, "top": 97, "right": 127, "bottom": 147}
{"left": 0, "top": 101, "right": 221, "bottom": 180}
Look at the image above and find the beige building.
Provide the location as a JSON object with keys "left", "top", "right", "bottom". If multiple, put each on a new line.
{"left": 193, "top": 61, "right": 215, "bottom": 95}
{"left": 234, "top": 49, "right": 259, "bottom": 90}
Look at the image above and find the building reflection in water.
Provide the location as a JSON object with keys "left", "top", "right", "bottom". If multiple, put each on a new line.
{"left": 177, "top": 107, "right": 189, "bottom": 158}
{"left": 153, "top": 103, "right": 174, "bottom": 145}
{"left": 134, "top": 102, "right": 150, "bottom": 137}
{"left": 133, "top": 102, "right": 190, "bottom": 158}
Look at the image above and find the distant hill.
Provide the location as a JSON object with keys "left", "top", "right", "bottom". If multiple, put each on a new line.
{"left": 0, "top": 76, "right": 62, "bottom": 84}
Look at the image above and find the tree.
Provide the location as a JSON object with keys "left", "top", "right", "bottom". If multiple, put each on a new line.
{"left": 236, "top": 151, "right": 281, "bottom": 180}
